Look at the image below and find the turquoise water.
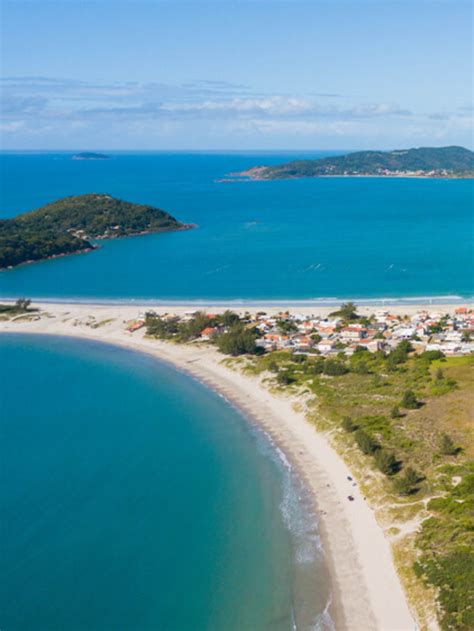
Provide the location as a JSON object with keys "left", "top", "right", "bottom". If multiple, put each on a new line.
{"left": 0, "top": 152, "right": 472, "bottom": 301}
{"left": 0, "top": 334, "right": 331, "bottom": 630}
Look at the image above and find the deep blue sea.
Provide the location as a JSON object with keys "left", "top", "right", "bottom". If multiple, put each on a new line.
{"left": 0, "top": 151, "right": 472, "bottom": 302}
{"left": 0, "top": 334, "right": 331, "bottom": 630}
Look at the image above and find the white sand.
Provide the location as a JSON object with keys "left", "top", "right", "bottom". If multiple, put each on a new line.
{"left": 0, "top": 300, "right": 449, "bottom": 630}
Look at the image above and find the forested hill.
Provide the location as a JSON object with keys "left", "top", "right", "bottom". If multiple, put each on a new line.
{"left": 239, "top": 146, "right": 474, "bottom": 180}
{"left": 0, "top": 193, "right": 190, "bottom": 269}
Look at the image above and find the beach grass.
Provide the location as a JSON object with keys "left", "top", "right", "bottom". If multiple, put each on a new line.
{"left": 241, "top": 348, "right": 474, "bottom": 630}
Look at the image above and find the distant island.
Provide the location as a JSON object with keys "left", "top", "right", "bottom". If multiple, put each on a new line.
{"left": 236, "top": 146, "right": 474, "bottom": 180}
{"left": 0, "top": 194, "right": 192, "bottom": 269}
{"left": 72, "top": 152, "right": 110, "bottom": 160}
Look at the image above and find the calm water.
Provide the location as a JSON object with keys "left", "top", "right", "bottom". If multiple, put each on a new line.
{"left": 0, "top": 152, "right": 472, "bottom": 301}
{"left": 0, "top": 334, "right": 331, "bottom": 630}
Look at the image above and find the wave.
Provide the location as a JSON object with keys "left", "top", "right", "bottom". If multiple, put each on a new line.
{"left": 2, "top": 293, "right": 472, "bottom": 307}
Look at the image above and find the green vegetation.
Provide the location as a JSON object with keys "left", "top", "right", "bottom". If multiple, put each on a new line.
{"left": 145, "top": 310, "right": 260, "bottom": 356}
{"left": 414, "top": 467, "right": 474, "bottom": 630}
{"left": 329, "top": 301, "right": 359, "bottom": 321}
{"left": 439, "top": 433, "right": 459, "bottom": 456}
{"left": 242, "top": 146, "right": 474, "bottom": 179}
{"left": 0, "top": 194, "right": 188, "bottom": 268}
{"left": 401, "top": 389, "right": 421, "bottom": 409}
{"left": 144, "top": 307, "right": 473, "bottom": 628}
{"left": 216, "top": 326, "right": 259, "bottom": 356}
{"left": 0, "top": 299, "right": 37, "bottom": 319}
{"left": 238, "top": 344, "right": 473, "bottom": 628}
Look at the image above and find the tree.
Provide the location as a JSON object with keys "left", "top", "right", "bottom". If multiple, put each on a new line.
{"left": 216, "top": 327, "right": 258, "bottom": 356}
{"left": 15, "top": 298, "right": 31, "bottom": 312}
{"left": 374, "top": 450, "right": 398, "bottom": 475}
{"left": 401, "top": 390, "right": 420, "bottom": 409}
{"left": 439, "top": 433, "right": 458, "bottom": 456}
{"left": 387, "top": 340, "right": 412, "bottom": 367}
{"left": 354, "top": 429, "right": 379, "bottom": 454}
{"left": 276, "top": 319, "right": 297, "bottom": 333}
{"left": 310, "top": 333, "right": 322, "bottom": 343}
{"left": 219, "top": 310, "right": 240, "bottom": 327}
{"left": 334, "top": 301, "right": 358, "bottom": 320}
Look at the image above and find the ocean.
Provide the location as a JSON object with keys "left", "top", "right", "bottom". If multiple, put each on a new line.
{"left": 1, "top": 151, "right": 472, "bottom": 302}
{"left": 0, "top": 334, "right": 331, "bottom": 631}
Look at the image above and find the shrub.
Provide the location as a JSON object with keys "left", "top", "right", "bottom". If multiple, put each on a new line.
{"left": 310, "top": 359, "right": 325, "bottom": 374}
{"left": 420, "top": 349, "right": 445, "bottom": 362}
{"left": 387, "top": 340, "right": 413, "bottom": 368}
{"left": 354, "top": 429, "right": 379, "bottom": 454}
{"left": 354, "top": 360, "right": 369, "bottom": 375}
{"left": 341, "top": 416, "right": 357, "bottom": 432}
{"left": 277, "top": 372, "right": 294, "bottom": 386}
{"left": 439, "top": 433, "right": 458, "bottom": 456}
{"left": 404, "top": 467, "right": 421, "bottom": 486}
{"left": 393, "top": 467, "right": 421, "bottom": 495}
{"left": 391, "top": 406, "right": 402, "bottom": 419}
{"left": 374, "top": 450, "right": 399, "bottom": 475}
{"left": 323, "top": 359, "right": 348, "bottom": 376}
{"left": 401, "top": 390, "right": 420, "bottom": 409}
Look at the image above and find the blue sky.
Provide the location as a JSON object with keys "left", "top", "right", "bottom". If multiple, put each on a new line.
{"left": 1, "top": 0, "right": 472, "bottom": 150}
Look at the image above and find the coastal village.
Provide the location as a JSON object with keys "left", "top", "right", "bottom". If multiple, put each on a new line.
{"left": 129, "top": 305, "right": 474, "bottom": 357}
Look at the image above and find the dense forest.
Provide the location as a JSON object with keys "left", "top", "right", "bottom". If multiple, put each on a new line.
{"left": 0, "top": 194, "right": 188, "bottom": 268}
{"left": 241, "top": 146, "right": 474, "bottom": 179}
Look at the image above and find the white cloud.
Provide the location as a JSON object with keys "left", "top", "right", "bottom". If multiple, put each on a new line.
{"left": 0, "top": 121, "right": 25, "bottom": 132}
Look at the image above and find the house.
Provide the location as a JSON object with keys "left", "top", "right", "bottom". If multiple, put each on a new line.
{"left": 317, "top": 339, "right": 337, "bottom": 354}
{"left": 393, "top": 326, "right": 417, "bottom": 339}
{"left": 200, "top": 327, "right": 218, "bottom": 340}
{"left": 293, "top": 335, "right": 313, "bottom": 350}
{"left": 127, "top": 320, "right": 145, "bottom": 332}
{"left": 340, "top": 326, "right": 366, "bottom": 341}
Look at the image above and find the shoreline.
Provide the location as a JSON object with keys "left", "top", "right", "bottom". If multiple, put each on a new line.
{"left": 0, "top": 297, "right": 472, "bottom": 313}
{"left": 0, "top": 302, "right": 422, "bottom": 629}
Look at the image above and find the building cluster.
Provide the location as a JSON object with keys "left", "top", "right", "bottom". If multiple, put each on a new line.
{"left": 251, "top": 307, "right": 474, "bottom": 356}
{"left": 130, "top": 307, "right": 474, "bottom": 357}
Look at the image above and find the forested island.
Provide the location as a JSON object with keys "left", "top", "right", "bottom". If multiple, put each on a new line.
{"left": 72, "top": 152, "right": 110, "bottom": 160}
{"left": 0, "top": 194, "right": 191, "bottom": 269}
{"left": 237, "top": 146, "right": 474, "bottom": 180}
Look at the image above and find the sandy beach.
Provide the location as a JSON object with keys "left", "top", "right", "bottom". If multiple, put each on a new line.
{"left": 0, "top": 300, "right": 451, "bottom": 630}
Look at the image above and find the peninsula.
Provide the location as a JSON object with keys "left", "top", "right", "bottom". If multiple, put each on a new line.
{"left": 0, "top": 194, "right": 191, "bottom": 269}
{"left": 237, "top": 146, "right": 474, "bottom": 180}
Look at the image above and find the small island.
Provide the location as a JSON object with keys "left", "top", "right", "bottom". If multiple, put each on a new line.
{"left": 72, "top": 152, "right": 110, "bottom": 160}
{"left": 236, "top": 146, "right": 474, "bottom": 180}
{"left": 0, "top": 193, "right": 192, "bottom": 269}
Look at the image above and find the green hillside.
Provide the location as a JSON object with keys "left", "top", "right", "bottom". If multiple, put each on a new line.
{"left": 0, "top": 194, "right": 188, "bottom": 269}
{"left": 241, "top": 146, "right": 474, "bottom": 179}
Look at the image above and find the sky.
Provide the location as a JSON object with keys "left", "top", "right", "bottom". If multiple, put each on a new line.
{"left": 1, "top": 0, "right": 472, "bottom": 150}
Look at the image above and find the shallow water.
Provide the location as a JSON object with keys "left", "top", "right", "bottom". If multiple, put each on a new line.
{"left": 1, "top": 152, "right": 472, "bottom": 301}
{"left": 0, "top": 333, "right": 331, "bottom": 630}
